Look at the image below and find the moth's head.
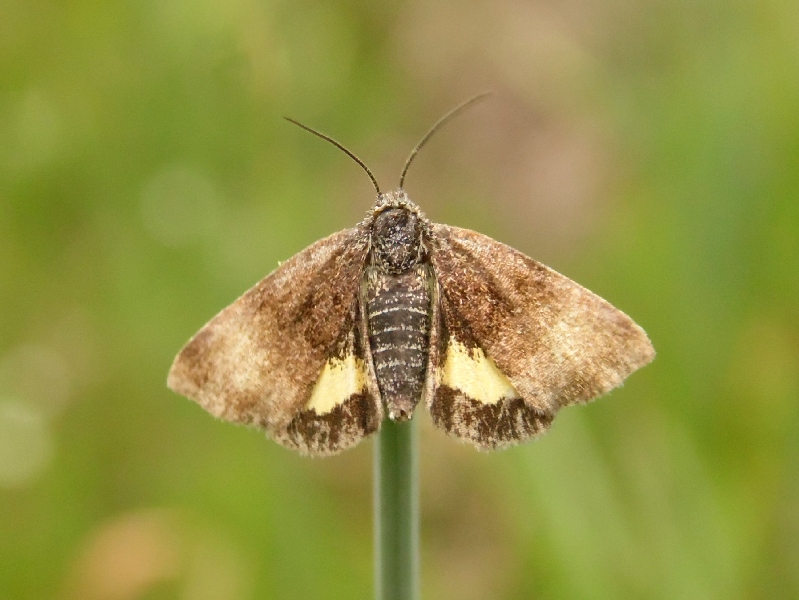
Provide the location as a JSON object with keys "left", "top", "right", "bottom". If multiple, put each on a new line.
{"left": 370, "top": 190, "right": 427, "bottom": 274}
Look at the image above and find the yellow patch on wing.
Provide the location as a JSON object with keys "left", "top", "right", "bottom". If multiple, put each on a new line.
{"left": 305, "top": 355, "right": 367, "bottom": 415}
{"left": 437, "top": 338, "right": 519, "bottom": 404}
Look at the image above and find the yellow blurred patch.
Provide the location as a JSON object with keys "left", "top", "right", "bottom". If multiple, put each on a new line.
{"left": 437, "top": 339, "right": 519, "bottom": 404}
{"left": 305, "top": 355, "right": 367, "bottom": 414}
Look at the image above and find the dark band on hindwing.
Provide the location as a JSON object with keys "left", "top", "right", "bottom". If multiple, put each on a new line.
{"left": 430, "top": 386, "right": 554, "bottom": 450}
{"left": 280, "top": 391, "right": 380, "bottom": 454}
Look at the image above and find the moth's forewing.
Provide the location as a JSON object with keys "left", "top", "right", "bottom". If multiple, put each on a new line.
{"left": 167, "top": 227, "right": 382, "bottom": 456}
{"left": 427, "top": 224, "right": 654, "bottom": 449}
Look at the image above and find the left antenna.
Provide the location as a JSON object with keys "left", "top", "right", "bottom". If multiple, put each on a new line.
{"left": 284, "top": 117, "right": 381, "bottom": 195}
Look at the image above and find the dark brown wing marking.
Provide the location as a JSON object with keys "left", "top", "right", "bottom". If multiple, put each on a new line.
{"left": 168, "top": 227, "right": 381, "bottom": 455}
{"left": 429, "top": 224, "right": 655, "bottom": 421}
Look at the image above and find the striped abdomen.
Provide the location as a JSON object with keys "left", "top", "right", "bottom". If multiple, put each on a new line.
{"left": 365, "top": 266, "right": 432, "bottom": 420}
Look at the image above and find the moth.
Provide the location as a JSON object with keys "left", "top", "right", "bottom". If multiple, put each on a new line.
{"left": 167, "top": 95, "right": 655, "bottom": 456}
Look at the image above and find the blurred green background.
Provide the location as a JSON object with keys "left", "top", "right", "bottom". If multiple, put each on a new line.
{"left": 2, "top": 0, "right": 798, "bottom": 598}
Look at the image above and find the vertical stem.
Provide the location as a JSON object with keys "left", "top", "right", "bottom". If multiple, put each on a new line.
{"left": 374, "top": 418, "right": 419, "bottom": 600}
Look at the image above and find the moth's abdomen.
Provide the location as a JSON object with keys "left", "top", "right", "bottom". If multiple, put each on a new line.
{"left": 366, "top": 266, "right": 432, "bottom": 421}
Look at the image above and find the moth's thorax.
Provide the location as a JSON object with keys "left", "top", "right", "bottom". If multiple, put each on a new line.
{"left": 368, "top": 190, "right": 429, "bottom": 275}
{"left": 371, "top": 208, "right": 425, "bottom": 274}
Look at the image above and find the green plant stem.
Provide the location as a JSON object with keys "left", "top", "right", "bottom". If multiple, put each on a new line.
{"left": 374, "top": 417, "right": 419, "bottom": 600}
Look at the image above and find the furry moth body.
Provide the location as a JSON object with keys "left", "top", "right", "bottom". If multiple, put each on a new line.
{"left": 168, "top": 189, "right": 655, "bottom": 456}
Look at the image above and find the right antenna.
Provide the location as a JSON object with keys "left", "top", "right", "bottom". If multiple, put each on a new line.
{"left": 398, "top": 91, "right": 493, "bottom": 189}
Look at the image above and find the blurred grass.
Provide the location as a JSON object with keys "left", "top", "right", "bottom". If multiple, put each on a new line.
{"left": 1, "top": 0, "right": 798, "bottom": 598}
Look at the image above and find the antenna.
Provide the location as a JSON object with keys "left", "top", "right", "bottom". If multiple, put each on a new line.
{"left": 284, "top": 117, "right": 381, "bottom": 195}
{"left": 399, "top": 92, "right": 492, "bottom": 189}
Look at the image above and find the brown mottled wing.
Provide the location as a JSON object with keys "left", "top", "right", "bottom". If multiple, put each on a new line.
{"left": 167, "top": 227, "right": 383, "bottom": 456}
{"left": 428, "top": 224, "right": 654, "bottom": 450}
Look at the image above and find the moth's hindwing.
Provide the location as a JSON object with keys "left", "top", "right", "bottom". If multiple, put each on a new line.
{"left": 273, "top": 300, "right": 384, "bottom": 455}
{"left": 167, "top": 227, "right": 382, "bottom": 456}
{"left": 428, "top": 224, "right": 654, "bottom": 449}
{"left": 428, "top": 290, "right": 554, "bottom": 450}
